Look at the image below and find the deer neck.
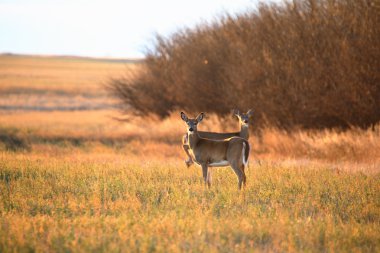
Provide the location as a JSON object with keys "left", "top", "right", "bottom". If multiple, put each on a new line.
{"left": 187, "top": 131, "right": 200, "bottom": 149}
{"left": 240, "top": 124, "right": 249, "bottom": 140}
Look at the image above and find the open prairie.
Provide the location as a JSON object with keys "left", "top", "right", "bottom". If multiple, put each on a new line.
{"left": 0, "top": 55, "right": 379, "bottom": 252}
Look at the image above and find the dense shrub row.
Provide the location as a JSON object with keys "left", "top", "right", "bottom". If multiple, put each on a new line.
{"left": 109, "top": 0, "right": 380, "bottom": 129}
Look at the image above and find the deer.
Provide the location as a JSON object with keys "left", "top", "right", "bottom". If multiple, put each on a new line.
{"left": 182, "top": 109, "right": 253, "bottom": 167}
{"left": 180, "top": 112, "right": 250, "bottom": 189}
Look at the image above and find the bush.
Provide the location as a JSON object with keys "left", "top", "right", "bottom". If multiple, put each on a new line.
{"left": 109, "top": 0, "right": 380, "bottom": 130}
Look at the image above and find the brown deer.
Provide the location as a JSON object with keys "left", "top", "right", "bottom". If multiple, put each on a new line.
{"left": 180, "top": 112, "right": 250, "bottom": 189}
{"left": 182, "top": 109, "right": 253, "bottom": 167}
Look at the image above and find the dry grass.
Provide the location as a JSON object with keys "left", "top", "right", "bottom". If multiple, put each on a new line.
{"left": 1, "top": 152, "right": 379, "bottom": 252}
{"left": 1, "top": 110, "right": 379, "bottom": 168}
{"left": 0, "top": 54, "right": 136, "bottom": 111}
{"left": 0, "top": 54, "right": 134, "bottom": 94}
{"left": 0, "top": 54, "right": 379, "bottom": 252}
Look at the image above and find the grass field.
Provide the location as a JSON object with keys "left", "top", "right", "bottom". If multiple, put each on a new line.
{"left": 0, "top": 54, "right": 379, "bottom": 252}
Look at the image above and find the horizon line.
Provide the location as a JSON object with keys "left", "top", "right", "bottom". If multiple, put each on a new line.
{"left": 0, "top": 52, "right": 145, "bottom": 62}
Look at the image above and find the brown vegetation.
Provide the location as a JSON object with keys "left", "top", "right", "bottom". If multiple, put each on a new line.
{"left": 109, "top": 0, "right": 380, "bottom": 130}
{"left": 0, "top": 54, "right": 379, "bottom": 252}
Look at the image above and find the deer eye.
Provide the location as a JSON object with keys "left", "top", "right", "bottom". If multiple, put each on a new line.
{"left": 194, "top": 122, "right": 198, "bottom": 125}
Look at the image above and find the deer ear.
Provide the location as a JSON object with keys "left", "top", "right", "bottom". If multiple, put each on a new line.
{"left": 247, "top": 109, "right": 254, "bottom": 116}
{"left": 196, "top": 112, "right": 204, "bottom": 122}
{"left": 180, "top": 112, "right": 188, "bottom": 122}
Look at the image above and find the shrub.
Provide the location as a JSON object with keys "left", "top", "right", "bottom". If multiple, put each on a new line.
{"left": 109, "top": 0, "right": 380, "bottom": 130}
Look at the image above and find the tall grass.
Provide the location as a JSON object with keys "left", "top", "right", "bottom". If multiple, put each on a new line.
{"left": 1, "top": 111, "right": 380, "bottom": 164}
{"left": 1, "top": 53, "right": 379, "bottom": 252}
{"left": 109, "top": 0, "right": 380, "bottom": 130}
{"left": 1, "top": 154, "right": 379, "bottom": 252}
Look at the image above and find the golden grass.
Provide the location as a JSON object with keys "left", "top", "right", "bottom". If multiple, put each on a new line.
{"left": 1, "top": 153, "right": 379, "bottom": 252}
{"left": 1, "top": 110, "right": 379, "bottom": 170}
{"left": 0, "top": 54, "right": 379, "bottom": 252}
{"left": 0, "top": 54, "right": 134, "bottom": 94}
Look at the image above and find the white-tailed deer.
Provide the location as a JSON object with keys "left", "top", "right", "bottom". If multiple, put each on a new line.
{"left": 180, "top": 112, "right": 250, "bottom": 189}
{"left": 182, "top": 109, "right": 253, "bottom": 167}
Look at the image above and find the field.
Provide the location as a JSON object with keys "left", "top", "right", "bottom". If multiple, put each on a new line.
{"left": 0, "top": 54, "right": 379, "bottom": 252}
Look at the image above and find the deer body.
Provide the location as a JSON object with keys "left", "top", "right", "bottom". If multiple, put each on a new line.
{"left": 189, "top": 135, "right": 249, "bottom": 167}
{"left": 182, "top": 109, "right": 252, "bottom": 167}
{"left": 181, "top": 112, "right": 250, "bottom": 189}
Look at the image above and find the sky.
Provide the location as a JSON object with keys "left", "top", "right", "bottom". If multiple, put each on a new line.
{"left": 0, "top": 0, "right": 276, "bottom": 58}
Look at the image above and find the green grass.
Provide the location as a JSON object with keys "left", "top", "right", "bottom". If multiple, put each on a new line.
{"left": 1, "top": 154, "right": 378, "bottom": 252}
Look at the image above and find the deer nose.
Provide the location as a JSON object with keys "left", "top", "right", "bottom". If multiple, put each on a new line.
{"left": 189, "top": 127, "right": 194, "bottom": 132}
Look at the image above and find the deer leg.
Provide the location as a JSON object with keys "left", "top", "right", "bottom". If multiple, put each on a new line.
{"left": 182, "top": 134, "right": 193, "bottom": 167}
{"left": 207, "top": 167, "right": 212, "bottom": 188}
{"left": 240, "top": 164, "right": 247, "bottom": 188}
{"left": 182, "top": 144, "right": 194, "bottom": 167}
{"left": 230, "top": 162, "right": 244, "bottom": 190}
{"left": 201, "top": 164, "right": 210, "bottom": 188}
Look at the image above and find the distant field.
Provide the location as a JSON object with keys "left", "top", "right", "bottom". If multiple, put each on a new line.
{"left": 0, "top": 54, "right": 379, "bottom": 252}
{"left": 0, "top": 54, "right": 137, "bottom": 92}
{"left": 0, "top": 54, "right": 137, "bottom": 110}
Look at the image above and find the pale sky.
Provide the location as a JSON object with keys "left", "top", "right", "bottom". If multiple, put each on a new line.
{"left": 0, "top": 0, "right": 277, "bottom": 58}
